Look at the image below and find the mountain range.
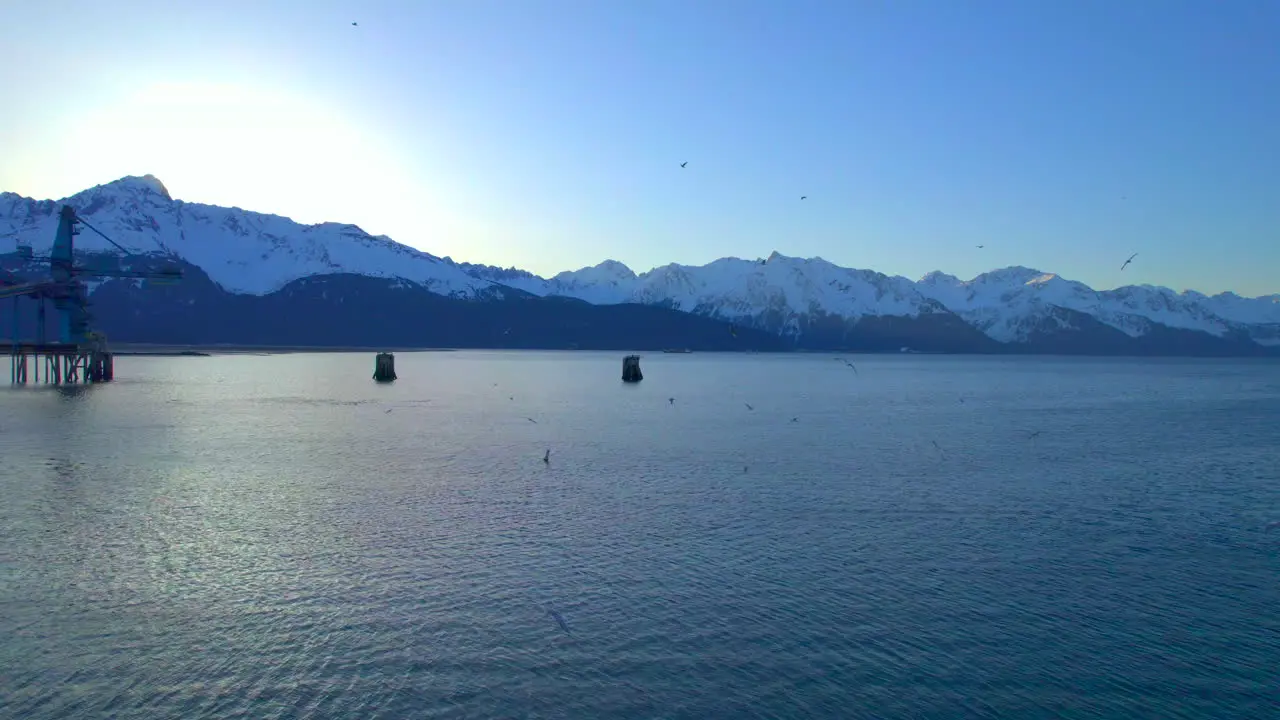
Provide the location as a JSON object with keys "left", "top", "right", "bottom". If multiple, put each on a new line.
{"left": 2, "top": 175, "right": 1277, "bottom": 356}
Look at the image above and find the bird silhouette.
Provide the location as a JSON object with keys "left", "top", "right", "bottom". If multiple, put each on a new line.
{"left": 680, "top": 161, "right": 688, "bottom": 168}
{"left": 526, "top": 417, "right": 538, "bottom": 424}
{"left": 744, "top": 403, "right": 754, "bottom": 411}
{"left": 668, "top": 397, "right": 675, "bottom": 405}
{"left": 976, "top": 244, "right": 985, "bottom": 249}
{"left": 352, "top": 21, "right": 358, "bottom": 26}
{"left": 1121, "top": 253, "right": 1138, "bottom": 271}
{"left": 800, "top": 196, "right": 807, "bottom": 200}
{"left": 543, "top": 449, "right": 550, "bottom": 464}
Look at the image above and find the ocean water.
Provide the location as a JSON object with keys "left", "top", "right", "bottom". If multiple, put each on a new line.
{"left": 1, "top": 351, "right": 1277, "bottom": 719}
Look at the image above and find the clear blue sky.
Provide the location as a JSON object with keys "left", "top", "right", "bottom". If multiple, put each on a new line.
{"left": 2, "top": 0, "right": 1276, "bottom": 295}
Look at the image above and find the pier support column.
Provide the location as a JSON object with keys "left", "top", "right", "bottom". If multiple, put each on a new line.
{"left": 622, "top": 355, "right": 643, "bottom": 383}
{"left": 373, "top": 352, "right": 397, "bottom": 382}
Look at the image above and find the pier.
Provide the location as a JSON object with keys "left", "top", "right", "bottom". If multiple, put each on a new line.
{"left": 3, "top": 204, "right": 181, "bottom": 385}
{"left": 5, "top": 342, "right": 113, "bottom": 385}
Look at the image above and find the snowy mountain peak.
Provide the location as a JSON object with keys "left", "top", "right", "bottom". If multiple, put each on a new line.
{"left": 918, "top": 270, "right": 961, "bottom": 285}
{"left": 1, "top": 175, "right": 503, "bottom": 298}
{"left": 581, "top": 259, "right": 636, "bottom": 279}
{"left": 72, "top": 174, "right": 173, "bottom": 204}
{"left": 117, "top": 174, "right": 172, "bottom": 200}
{"left": 970, "top": 266, "right": 1048, "bottom": 285}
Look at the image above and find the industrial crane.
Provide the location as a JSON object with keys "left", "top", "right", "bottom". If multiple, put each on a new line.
{"left": 3, "top": 204, "right": 182, "bottom": 382}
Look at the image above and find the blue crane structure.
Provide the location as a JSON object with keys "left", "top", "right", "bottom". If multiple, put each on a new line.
{"left": 3, "top": 204, "right": 182, "bottom": 383}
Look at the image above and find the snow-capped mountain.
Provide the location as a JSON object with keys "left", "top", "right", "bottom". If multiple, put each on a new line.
{"left": 0, "top": 175, "right": 505, "bottom": 299}
{"left": 914, "top": 267, "right": 1280, "bottom": 347}
{"left": 464, "top": 252, "right": 957, "bottom": 336}
{"left": 464, "top": 254, "right": 1280, "bottom": 351}
{"left": 2, "top": 174, "right": 1277, "bottom": 354}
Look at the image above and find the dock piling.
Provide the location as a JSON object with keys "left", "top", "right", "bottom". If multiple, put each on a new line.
{"left": 373, "top": 352, "right": 397, "bottom": 382}
{"left": 622, "top": 354, "right": 643, "bottom": 383}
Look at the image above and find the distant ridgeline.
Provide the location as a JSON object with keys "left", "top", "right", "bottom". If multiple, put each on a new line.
{"left": 1, "top": 174, "right": 1277, "bottom": 356}
{"left": 0, "top": 254, "right": 787, "bottom": 351}
{"left": 0, "top": 252, "right": 1276, "bottom": 355}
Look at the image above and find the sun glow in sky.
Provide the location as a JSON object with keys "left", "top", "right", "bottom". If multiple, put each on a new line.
{"left": 2, "top": 0, "right": 1277, "bottom": 295}
{"left": 67, "top": 82, "right": 416, "bottom": 226}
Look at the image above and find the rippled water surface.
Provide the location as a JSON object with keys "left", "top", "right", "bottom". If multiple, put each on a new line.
{"left": 2, "top": 351, "right": 1278, "bottom": 719}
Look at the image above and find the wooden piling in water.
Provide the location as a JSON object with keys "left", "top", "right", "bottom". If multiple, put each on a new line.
{"left": 87, "top": 351, "right": 113, "bottom": 382}
{"left": 622, "top": 354, "right": 643, "bottom": 383}
{"left": 373, "top": 352, "right": 397, "bottom": 382}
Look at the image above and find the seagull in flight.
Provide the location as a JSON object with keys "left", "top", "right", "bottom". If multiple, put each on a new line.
{"left": 976, "top": 244, "right": 985, "bottom": 249}
{"left": 525, "top": 417, "right": 538, "bottom": 424}
{"left": 680, "top": 161, "right": 688, "bottom": 168}
{"left": 1121, "top": 253, "right": 1138, "bottom": 271}
{"left": 744, "top": 403, "right": 754, "bottom": 411}
{"left": 668, "top": 397, "right": 675, "bottom": 405}
{"left": 800, "top": 196, "right": 807, "bottom": 200}
{"left": 833, "top": 357, "right": 859, "bottom": 374}
{"left": 1028, "top": 430, "right": 1044, "bottom": 440}
{"left": 543, "top": 449, "right": 550, "bottom": 464}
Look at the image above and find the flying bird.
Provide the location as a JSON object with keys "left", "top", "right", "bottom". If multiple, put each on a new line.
{"left": 976, "top": 245, "right": 984, "bottom": 249}
{"left": 800, "top": 196, "right": 807, "bottom": 200}
{"left": 1121, "top": 253, "right": 1138, "bottom": 271}
{"left": 680, "top": 161, "right": 688, "bottom": 168}
{"left": 1028, "top": 430, "right": 1044, "bottom": 440}
{"left": 744, "top": 403, "right": 754, "bottom": 411}
{"left": 668, "top": 397, "right": 675, "bottom": 405}
{"left": 525, "top": 417, "right": 538, "bottom": 424}
{"left": 791, "top": 417, "right": 799, "bottom": 423}
{"left": 352, "top": 22, "right": 358, "bottom": 26}
{"left": 843, "top": 360, "right": 858, "bottom": 375}
{"left": 543, "top": 449, "right": 550, "bottom": 464}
